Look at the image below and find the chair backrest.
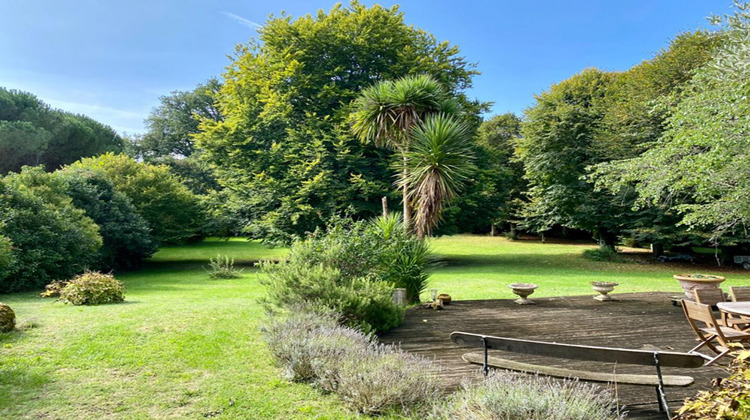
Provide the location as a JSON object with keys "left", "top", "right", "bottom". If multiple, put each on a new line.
{"left": 693, "top": 288, "right": 726, "bottom": 306}
{"left": 682, "top": 299, "right": 722, "bottom": 331}
{"left": 730, "top": 286, "right": 750, "bottom": 302}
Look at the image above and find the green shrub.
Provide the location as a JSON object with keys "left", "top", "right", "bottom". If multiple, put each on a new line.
{"left": 582, "top": 246, "right": 623, "bottom": 262}
{"left": 261, "top": 307, "right": 374, "bottom": 384}
{"left": 335, "top": 344, "right": 441, "bottom": 416}
{"left": 59, "top": 272, "right": 125, "bottom": 305}
{"left": 60, "top": 169, "right": 156, "bottom": 270}
{"left": 0, "top": 302, "right": 15, "bottom": 332}
{"left": 676, "top": 350, "right": 750, "bottom": 419}
{"left": 261, "top": 216, "right": 422, "bottom": 333}
{"left": 261, "top": 262, "right": 403, "bottom": 333}
{"left": 428, "top": 373, "right": 622, "bottom": 420}
{"left": 0, "top": 167, "right": 102, "bottom": 293}
{"left": 205, "top": 254, "right": 244, "bottom": 279}
{"left": 70, "top": 153, "right": 203, "bottom": 245}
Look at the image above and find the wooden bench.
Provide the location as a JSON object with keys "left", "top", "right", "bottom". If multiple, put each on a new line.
{"left": 451, "top": 332, "right": 706, "bottom": 417}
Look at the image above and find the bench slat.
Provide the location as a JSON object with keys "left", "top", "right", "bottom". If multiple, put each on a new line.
{"left": 462, "top": 353, "right": 695, "bottom": 387}
{"left": 451, "top": 332, "right": 705, "bottom": 368}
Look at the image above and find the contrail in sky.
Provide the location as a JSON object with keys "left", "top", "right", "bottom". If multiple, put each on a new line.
{"left": 221, "top": 11, "right": 263, "bottom": 28}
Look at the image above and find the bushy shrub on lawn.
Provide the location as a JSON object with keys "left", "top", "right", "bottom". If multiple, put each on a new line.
{"left": 428, "top": 373, "right": 622, "bottom": 420}
{"left": 335, "top": 344, "right": 441, "bottom": 416}
{"left": 262, "top": 307, "right": 440, "bottom": 417}
{"left": 261, "top": 262, "right": 403, "bottom": 333}
{"left": 0, "top": 167, "right": 102, "bottom": 293}
{"left": 261, "top": 215, "right": 433, "bottom": 332}
{"left": 59, "top": 272, "right": 125, "bottom": 305}
{"left": 261, "top": 307, "right": 374, "bottom": 384}
{"left": 582, "top": 246, "right": 623, "bottom": 262}
{"left": 676, "top": 350, "right": 750, "bottom": 419}
{"left": 204, "top": 254, "right": 244, "bottom": 279}
{"left": 0, "top": 303, "right": 15, "bottom": 332}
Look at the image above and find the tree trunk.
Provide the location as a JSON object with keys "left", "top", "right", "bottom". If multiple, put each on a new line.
{"left": 490, "top": 225, "right": 496, "bottom": 237}
{"left": 381, "top": 196, "right": 389, "bottom": 217}
{"left": 402, "top": 156, "right": 412, "bottom": 235}
{"left": 651, "top": 243, "right": 664, "bottom": 258}
{"left": 597, "top": 228, "right": 617, "bottom": 250}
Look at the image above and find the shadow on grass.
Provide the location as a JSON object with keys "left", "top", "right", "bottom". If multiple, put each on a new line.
{"left": 438, "top": 253, "right": 585, "bottom": 269}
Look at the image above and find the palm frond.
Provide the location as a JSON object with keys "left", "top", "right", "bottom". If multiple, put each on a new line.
{"left": 399, "top": 113, "right": 475, "bottom": 237}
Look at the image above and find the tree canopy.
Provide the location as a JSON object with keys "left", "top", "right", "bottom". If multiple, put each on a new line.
{"left": 0, "top": 88, "right": 123, "bottom": 174}
{"left": 70, "top": 153, "right": 203, "bottom": 245}
{"left": 195, "top": 1, "right": 482, "bottom": 243}
{"left": 592, "top": 5, "right": 750, "bottom": 244}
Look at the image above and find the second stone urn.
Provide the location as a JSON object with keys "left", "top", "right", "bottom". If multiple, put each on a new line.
{"left": 591, "top": 281, "right": 618, "bottom": 301}
{"left": 509, "top": 283, "right": 538, "bottom": 305}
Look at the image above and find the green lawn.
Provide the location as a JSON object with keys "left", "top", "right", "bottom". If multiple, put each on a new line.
{"left": 427, "top": 235, "right": 750, "bottom": 301}
{"left": 1, "top": 235, "right": 748, "bottom": 418}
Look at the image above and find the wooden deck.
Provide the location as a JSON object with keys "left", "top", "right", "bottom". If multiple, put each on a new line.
{"left": 379, "top": 292, "right": 728, "bottom": 419}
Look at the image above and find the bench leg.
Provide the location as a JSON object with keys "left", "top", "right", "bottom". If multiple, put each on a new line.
{"left": 653, "top": 352, "right": 671, "bottom": 419}
{"left": 482, "top": 336, "right": 489, "bottom": 376}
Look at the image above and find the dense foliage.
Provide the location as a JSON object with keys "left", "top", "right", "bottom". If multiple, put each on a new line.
{"left": 195, "top": 1, "right": 482, "bottom": 244}
{"left": 0, "top": 88, "right": 123, "bottom": 174}
{"left": 261, "top": 216, "right": 432, "bottom": 332}
{"left": 70, "top": 153, "right": 203, "bottom": 245}
{"left": 677, "top": 350, "right": 750, "bottom": 419}
{"left": 518, "top": 68, "right": 624, "bottom": 246}
{"left": 0, "top": 167, "right": 101, "bottom": 293}
{"left": 518, "top": 28, "right": 724, "bottom": 250}
{"left": 59, "top": 271, "right": 125, "bottom": 305}
{"left": 593, "top": 5, "right": 750, "bottom": 245}
{"left": 443, "top": 113, "right": 524, "bottom": 236}
{"left": 60, "top": 168, "right": 156, "bottom": 270}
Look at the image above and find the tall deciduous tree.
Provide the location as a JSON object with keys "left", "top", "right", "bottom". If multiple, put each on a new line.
{"left": 593, "top": 4, "right": 750, "bottom": 244}
{"left": 0, "top": 88, "right": 123, "bottom": 173}
{"left": 195, "top": 1, "right": 482, "bottom": 243}
{"left": 134, "top": 79, "right": 223, "bottom": 195}
{"left": 518, "top": 68, "right": 625, "bottom": 247}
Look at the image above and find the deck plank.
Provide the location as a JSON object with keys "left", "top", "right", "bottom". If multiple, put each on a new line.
{"left": 379, "top": 292, "right": 728, "bottom": 419}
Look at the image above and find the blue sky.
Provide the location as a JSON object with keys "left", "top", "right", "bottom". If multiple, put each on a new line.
{"left": 0, "top": 1, "right": 736, "bottom": 134}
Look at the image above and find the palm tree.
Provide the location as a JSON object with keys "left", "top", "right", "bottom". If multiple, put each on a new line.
{"left": 350, "top": 74, "right": 453, "bottom": 231}
{"left": 400, "top": 113, "right": 474, "bottom": 238}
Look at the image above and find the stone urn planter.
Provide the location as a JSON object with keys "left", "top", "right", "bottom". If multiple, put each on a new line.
{"left": 591, "top": 281, "right": 618, "bottom": 301}
{"left": 509, "top": 283, "right": 538, "bottom": 305}
{"left": 674, "top": 274, "right": 725, "bottom": 300}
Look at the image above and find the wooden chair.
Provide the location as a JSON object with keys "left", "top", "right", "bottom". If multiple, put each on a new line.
{"left": 693, "top": 288, "right": 726, "bottom": 306}
{"left": 681, "top": 299, "right": 750, "bottom": 365}
{"left": 730, "top": 286, "right": 750, "bottom": 302}
{"left": 692, "top": 288, "right": 749, "bottom": 330}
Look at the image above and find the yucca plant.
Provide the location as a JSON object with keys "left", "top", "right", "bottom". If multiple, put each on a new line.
{"left": 400, "top": 113, "right": 474, "bottom": 238}
{"left": 351, "top": 74, "right": 455, "bottom": 232}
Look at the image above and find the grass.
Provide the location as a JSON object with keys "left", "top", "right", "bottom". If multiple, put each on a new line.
{"left": 426, "top": 235, "right": 750, "bottom": 301}
{"left": 2, "top": 235, "right": 749, "bottom": 418}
